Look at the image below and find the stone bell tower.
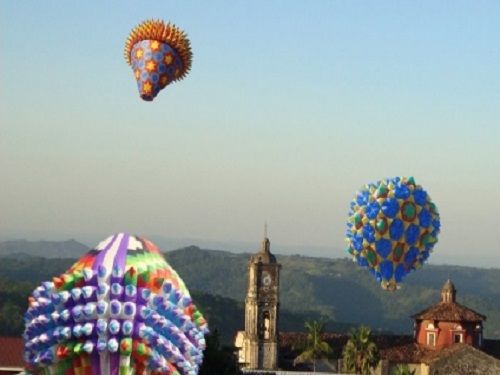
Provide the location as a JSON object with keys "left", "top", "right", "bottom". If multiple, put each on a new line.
{"left": 243, "top": 233, "right": 281, "bottom": 369}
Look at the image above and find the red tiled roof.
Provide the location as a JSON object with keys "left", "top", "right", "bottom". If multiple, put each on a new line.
{"left": 412, "top": 301, "right": 485, "bottom": 322}
{"left": 0, "top": 337, "right": 24, "bottom": 368}
{"left": 280, "top": 332, "right": 420, "bottom": 360}
{"left": 379, "top": 342, "right": 433, "bottom": 363}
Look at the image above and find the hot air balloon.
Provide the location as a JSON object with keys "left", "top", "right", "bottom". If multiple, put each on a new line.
{"left": 345, "top": 177, "right": 440, "bottom": 291}
{"left": 124, "top": 20, "right": 192, "bottom": 101}
{"left": 23, "top": 233, "right": 208, "bottom": 375}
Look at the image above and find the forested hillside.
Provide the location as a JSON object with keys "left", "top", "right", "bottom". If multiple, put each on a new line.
{"left": 1, "top": 241, "right": 499, "bottom": 341}
{"left": 164, "top": 246, "right": 500, "bottom": 338}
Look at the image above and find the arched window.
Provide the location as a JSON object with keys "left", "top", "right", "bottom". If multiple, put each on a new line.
{"left": 476, "top": 324, "right": 483, "bottom": 347}
{"left": 427, "top": 332, "right": 436, "bottom": 346}
{"left": 263, "top": 311, "right": 270, "bottom": 340}
{"left": 426, "top": 323, "right": 437, "bottom": 346}
{"left": 453, "top": 332, "right": 463, "bottom": 343}
{"left": 453, "top": 324, "right": 464, "bottom": 343}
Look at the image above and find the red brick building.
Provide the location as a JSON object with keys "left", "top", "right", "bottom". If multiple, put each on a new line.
{"left": 412, "top": 279, "right": 485, "bottom": 349}
{"left": 277, "top": 280, "right": 500, "bottom": 374}
{"left": 0, "top": 337, "right": 23, "bottom": 375}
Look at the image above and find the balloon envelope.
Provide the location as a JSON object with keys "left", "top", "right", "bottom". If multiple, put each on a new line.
{"left": 345, "top": 177, "right": 440, "bottom": 290}
{"left": 23, "top": 233, "right": 208, "bottom": 375}
{"left": 124, "top": 20, "right": 192, "bottom": 101}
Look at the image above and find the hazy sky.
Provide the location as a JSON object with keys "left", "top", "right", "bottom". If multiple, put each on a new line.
{"left": 1, "top": 1, "right": 499, "bottom": 266}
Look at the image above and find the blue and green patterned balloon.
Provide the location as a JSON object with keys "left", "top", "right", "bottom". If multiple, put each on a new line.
{"left": 346, "top": 177, "right": 440, "bottom": 290}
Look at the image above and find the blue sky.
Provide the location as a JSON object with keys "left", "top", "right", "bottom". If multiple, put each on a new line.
{"left": 1, "top": 1, "right": 499, "bottom": 267}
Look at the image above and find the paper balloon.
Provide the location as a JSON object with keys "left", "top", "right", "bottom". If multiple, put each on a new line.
{"left": 346, "top": 177, "right": 440, "bottom": 291}
{"left": 124, "top": 20, "right": 192, "bottom": 101}
{"left": 23, "top": 233, "right": 208, "bottom": 375}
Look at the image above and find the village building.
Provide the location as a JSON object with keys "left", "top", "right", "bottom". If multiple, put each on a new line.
{"left": 0, "top": 337, "right": 24, "bottom": 375}
{"left": 412, "top": 279, "right": 485, "bottom": 349}
{"left": 235, "top": 234, "right": 281, "bottom": 370}
{"left": 235, "top": 241, "right": 500, "bottom": 374}
{"left": 376, "top": 279, "right": 499, "bottom": 375}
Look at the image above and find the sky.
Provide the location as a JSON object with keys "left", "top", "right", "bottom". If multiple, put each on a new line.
{"left": 1, "top": 1, "right": 499, "bottom": 267}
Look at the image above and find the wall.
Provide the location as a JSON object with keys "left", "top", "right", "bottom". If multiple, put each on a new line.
{"left": 415, "top": 320, "right": 480, "bottom": 349}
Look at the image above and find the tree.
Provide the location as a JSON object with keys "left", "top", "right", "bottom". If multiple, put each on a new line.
{"left": 0, "top": 301, "right": 24, "bottom": 335}
{"left": 199, "top": 329, "right": 239, "bottom": 375}
{"left": 392, "top": 364, "right": 416, "bottom": 375}
{"left": 294, "top": 320, "right": 332, "bottom": 372}
{"left": 342, "top": 326, "right": 380, "bottom": 374}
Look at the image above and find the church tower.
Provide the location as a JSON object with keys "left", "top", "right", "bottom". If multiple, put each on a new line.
{"left": 241, "top": 233, "right": 281, "bottom": 369}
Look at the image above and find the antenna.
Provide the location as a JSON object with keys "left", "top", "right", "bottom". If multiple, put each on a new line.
{"left": 264, "top": 221, "right": 268, "bottom": 238}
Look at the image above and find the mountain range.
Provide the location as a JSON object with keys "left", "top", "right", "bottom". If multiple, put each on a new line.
{"left": 0, "top": 239, "right": 88, "bottom": 258}
{"left": 1, "top": 239, "right": 499, "bottom": 342}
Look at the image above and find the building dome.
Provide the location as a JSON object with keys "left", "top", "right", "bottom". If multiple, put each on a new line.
{"left": 441, "top": 279, "right": 457, "bottom": 303}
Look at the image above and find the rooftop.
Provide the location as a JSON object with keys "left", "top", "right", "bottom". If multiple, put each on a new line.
{"left": 412, "top": 301, "right": 486, "bottom": 322}
{"left": 0, "top": 337, "right": 24, "bottom": 368}
{"left": 279, "top": 332, "right": 500, "bottom": 364}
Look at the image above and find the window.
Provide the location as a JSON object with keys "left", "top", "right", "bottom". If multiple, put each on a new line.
{"left": 454, "top": 333, "right": 463, "bottom": 343}
{"left": 475, "top": 324, "right": 483, "bottom": 347}
{"left": 263, "top": 311, "right": 270, "bottom": 340}
{"left": 427, "top": 332, "right": 436, "bottom": 346}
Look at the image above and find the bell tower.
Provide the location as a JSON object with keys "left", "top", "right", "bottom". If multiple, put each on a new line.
{"left": 441, "top": 279, "right": 456, "bottom": 303}
{"left": 243, "top": 233, "right": 281, "bottom": 369}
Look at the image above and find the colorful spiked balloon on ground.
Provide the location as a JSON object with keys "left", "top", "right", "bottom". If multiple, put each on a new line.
{"left": 23, "top": 233, "right": 208, "bottom": 375}
{"left": 346, "top": 177, "right": 441, "bottom": 291}
{"left": 124, "top": 20, "right": 192, "bottom": 101}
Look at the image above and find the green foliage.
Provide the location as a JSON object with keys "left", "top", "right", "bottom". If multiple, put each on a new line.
{"left": 0, "top": 256, "right": 73, "bottom": 283}
{"left": 166, "top": 249, "right": 500, "bottom": 338}
{"left": 294, "top": 320, "right": 332, "bottom": 372}
{"left": 0, "top": 278, "right": 34, "bottom": 336}
{"left": 199, "top": 330, "right": 239, "bottom": 375}
{"left": 0, "top": 301, "right": 24, "bottom": 336}
{"left": 0, "top": 271, "right": 345, "bottom": 345}
{"left": 190, "top": 292, "right": 244, "bottom": 344}
{"left": 392, "top": 364, "right": 416, "bottom": 375}
{"left": 342, "top": 326, "right": 380, "bottom": 374}
{"left": 1, "top": 243, "right": 500, "bottom": 341}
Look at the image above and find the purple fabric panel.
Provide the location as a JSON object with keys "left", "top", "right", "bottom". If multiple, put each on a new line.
{"left": 110, "top": 352, "right": 119, "bottom": 375}
{"left": 113, "top": 233, "right": 130, "bottom": 275}
{"left": 90, "top": 351, "right": 100, "bottom": 375}
{"left": 92, "top": 234, "right": 118, "bottom": 271}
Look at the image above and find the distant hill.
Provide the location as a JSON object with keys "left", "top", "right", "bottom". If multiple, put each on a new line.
{"left": 0, "top": 239, "right": 88, "bottom": 258}
{"left": 163, "top": 246, "right": 500, "bottom": 339}
{"left": 1, "top": 241, "right": 499, "bottom": 340}
{"left": 0, "top": 274, "right": 352, "bottom": 344}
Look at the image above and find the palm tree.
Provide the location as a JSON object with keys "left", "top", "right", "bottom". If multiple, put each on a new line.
{"left": 392, "top": 364, "right": 416, "bottom": 375}
{"left": 342, "top": 326, "right": 380, "bottom": 374}
{"left": 294, "top": 320, "right": 332, "bottom": 372}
